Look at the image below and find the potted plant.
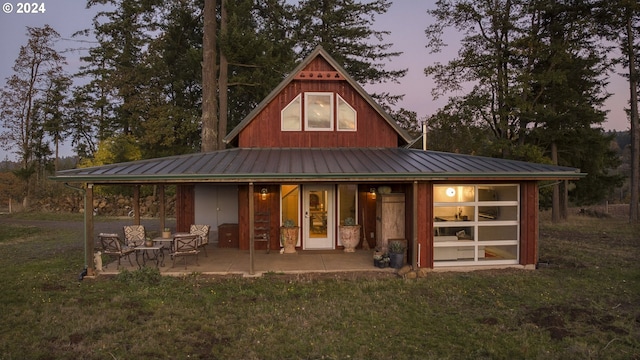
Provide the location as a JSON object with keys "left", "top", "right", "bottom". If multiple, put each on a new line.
{"left": 280, "top": 219, "right": 299, "bottom": 254}
{"left": 373, "top": 252, "right": 390, "bottom": 268}
{"left": 145, "top": 237, "right": 154, "bottom": 247}
{"left": 338, "top": 217, "right": 361, "bottom": 252}
{"left": 388, "top": 240, "right": 406, "bottom": 269}
{"left": 162, "top": 227, "right": 171, "bottom": 239}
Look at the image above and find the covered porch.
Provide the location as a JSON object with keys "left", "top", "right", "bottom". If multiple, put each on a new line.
{"left": 99, "top": 245, "right": 388, "bottom": 277}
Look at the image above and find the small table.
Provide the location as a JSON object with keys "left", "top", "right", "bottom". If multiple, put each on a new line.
{"left": 135, "top": 245, "right": 165, "bottom": 268}
{"left": 153, "top": 233, "right": 190, "bottom": 253}
{"left": 153, "top": 237, "right": 174, "bottom": 251}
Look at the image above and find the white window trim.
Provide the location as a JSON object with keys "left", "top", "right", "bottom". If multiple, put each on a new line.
{"left": 337, "top": 94, "right": 357, "bottom": 131}
{"left": 304, "top": 92, "right": 334, "bottom": 131}
{"left": 281, "top": 94, "right": 302, "bottom": 131}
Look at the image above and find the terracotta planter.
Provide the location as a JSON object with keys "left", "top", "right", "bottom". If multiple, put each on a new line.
{"left": 162, "top": 231, "right": 171, "bottom": 239}
{"left": 339, "top": 225, "right": 360, "bottom": 252}
{"left": 145, "top": 240, "right": 154, "bottom": 247}
{"left": 280, "top": 226, "right": 299, "bottom": 254}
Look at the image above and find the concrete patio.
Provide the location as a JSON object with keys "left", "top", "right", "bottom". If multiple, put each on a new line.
{"left": 99, "top": 244, "right": 396, "bottom": 277}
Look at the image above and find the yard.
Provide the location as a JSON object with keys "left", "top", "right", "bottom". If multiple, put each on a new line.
{"left": 0, "top": 211, "right": 638, "bottom": 359}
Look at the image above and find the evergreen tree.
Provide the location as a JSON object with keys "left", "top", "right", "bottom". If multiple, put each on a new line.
{"left": 594, "top": 0, "right": 640, "bottom": 221}
{"left": 293, "top": 0, "right": 407, "bottom": 108}
{"left": 425, "top": 0, "right": 618, "bottom": 207}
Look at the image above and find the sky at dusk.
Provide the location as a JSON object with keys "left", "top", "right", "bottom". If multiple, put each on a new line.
{"left": 0, "top": 1, "right": 631, "bottom": 161}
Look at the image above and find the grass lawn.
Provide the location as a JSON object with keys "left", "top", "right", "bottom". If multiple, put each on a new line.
{"left": 0, "top": 212, "right": 638, "bottom": 359}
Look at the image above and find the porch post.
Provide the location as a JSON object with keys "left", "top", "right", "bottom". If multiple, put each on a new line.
{"left": 158, "top": 185, "right": 165, "bottom": 231}
{"left": 85, "top": 184, "right": 95, "bottom": 276}
{"left": 412, "top": 181, "right": 418, "bottom": 269}
{"left": 133, "top": 185, "right": 140, "bottom": 225}
{"left": 249, "top": 182, "right": 255, "bottom": 275}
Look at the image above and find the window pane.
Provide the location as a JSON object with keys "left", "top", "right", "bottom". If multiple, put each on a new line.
{"left": 434, "top": 206, "right": 474, "bottom": 221}
{"left": 337, "top": 96, "right": 356, "bottom": 130}
{"left": 282, "top": 95, "right": 301, "bottom": 131}
{"left": 478, "top": 186, "right": 518, "bottom": 201}
{"left": 338, "top": 184, "right": 357, "bottom": 225}
{"left": 306, "top": 93, "right": 333, "bottom": 129}
{"left": 434, "top": 185, "right": 475, "bottom": 203}
{"left": 480, "top": 245, "right": 518, "bottom": 260}
{"left": 479, "top": 206, "right": 518, "bottom": 221}
{"left": 478, "top": 225, "right": 518, "bottom": 241}
{"left": 434, "top": 226, "right": 474, "bottom": 240}
{"left": 281, "top": 185, "right": 299, "bottom": 227}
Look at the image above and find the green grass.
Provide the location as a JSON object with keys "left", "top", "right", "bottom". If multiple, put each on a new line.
{"left": 0, "top": 213, "right": 638, "bottom": 359}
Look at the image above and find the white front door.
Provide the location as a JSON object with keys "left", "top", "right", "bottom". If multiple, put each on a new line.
{"left": 303, "top": 185, "right": 334, "bottom": 249}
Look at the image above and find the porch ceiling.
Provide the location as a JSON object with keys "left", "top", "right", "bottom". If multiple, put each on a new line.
{"left": 52, "top": 147, "right": 585, "bottom": 184}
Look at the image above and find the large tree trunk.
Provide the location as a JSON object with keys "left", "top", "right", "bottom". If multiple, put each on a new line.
{"left": 201, "top": 0, "right": 218, "bottom": 152}
{"left": 628, "top": 15, "right": 639, "bottom": 222}
{"left": 218, "top": 0, "right": 228, "bottom": 150}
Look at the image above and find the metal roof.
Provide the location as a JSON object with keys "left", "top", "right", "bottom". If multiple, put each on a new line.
{"left": 52, "top": 147, "right": 585, "bottom": 184}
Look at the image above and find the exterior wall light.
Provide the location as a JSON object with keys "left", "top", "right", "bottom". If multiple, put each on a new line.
{"left": 260, "top": 188, "right": 268, "bottom": 200}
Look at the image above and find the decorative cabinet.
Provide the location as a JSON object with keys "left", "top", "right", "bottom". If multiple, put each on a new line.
{"left": 375, "top": 193, "right": 405, "bottom": 252}
{"left": 218, "top": 223, "right": 239, "bottom": 248}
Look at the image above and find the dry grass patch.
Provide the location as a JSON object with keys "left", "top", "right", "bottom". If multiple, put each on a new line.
{"left": 0, "top": 213, "right": 638, "bottom": 359}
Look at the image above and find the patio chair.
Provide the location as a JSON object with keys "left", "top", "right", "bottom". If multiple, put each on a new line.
{"left": 98, "top": 233, "right": 135, "bottom": 268}
{"left": 123, "top": 225, "right": 146, "bottom": 248}
{"left": 170, "top": 234, "right": 200, "bottom": 269}
{"left": 190, "top": 224, "right": 211, "bottom": 257}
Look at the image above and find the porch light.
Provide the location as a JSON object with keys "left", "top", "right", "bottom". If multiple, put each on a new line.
{"left": 369, "top": 188, "right": 376, "bottom": 199}
{"left": 260, "top": 188, "right": 268, "bottom": 200}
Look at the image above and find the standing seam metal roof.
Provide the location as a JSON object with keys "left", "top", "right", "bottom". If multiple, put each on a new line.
{"left": 52, "top": 147, "right": 584, "bottom": 183}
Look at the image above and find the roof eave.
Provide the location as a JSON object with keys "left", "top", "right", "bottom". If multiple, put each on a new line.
{"left": 50, "top": 171, "right": 586, "bottom": 184}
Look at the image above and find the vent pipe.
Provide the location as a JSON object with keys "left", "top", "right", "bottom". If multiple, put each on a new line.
{"left": 422, "top": 123, "right": 427, "bottom": 150}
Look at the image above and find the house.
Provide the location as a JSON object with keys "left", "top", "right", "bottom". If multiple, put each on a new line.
{"left": 53, "top": 46, "right": 584, "bottom": 276}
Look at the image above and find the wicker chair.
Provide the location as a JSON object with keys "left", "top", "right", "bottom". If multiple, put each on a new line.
{"left": 189, "top": 224, "right": 211, "bottom": 257}
{"left": 98, "top": 233, "right": 135, "bottom": 268}
{"left": 170, "top": 234, "right": 200, "bottom": 269}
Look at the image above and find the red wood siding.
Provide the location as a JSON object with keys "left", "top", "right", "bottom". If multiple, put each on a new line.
{"left": 238, "top": 185, "right": 249, "bottom": 249}
{"left": 176, "top": 185, "right": 195, "bottom": 233}
{"left": 417, "top": 182, "right": 432, "bottom": 268}
{"left": 520, "top": 181, "right": 539, "bottom": 266}
{"left": 238, "top": 57, "right": 399, "bottom": 148}
{"left": 238, "top": 185, "right": 281, "bottom": 251}
{"left": 358, "top": 185, "right": 377, "bottom": 249}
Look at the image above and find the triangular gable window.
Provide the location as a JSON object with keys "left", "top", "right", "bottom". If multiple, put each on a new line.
{"left": 337, "top": 94, "right": 356, "bottom": 131}
{"left": 281, "top": 94, "right": 302, "bottom": 131}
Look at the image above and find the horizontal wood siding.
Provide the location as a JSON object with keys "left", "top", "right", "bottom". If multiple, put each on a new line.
{"left": 238, "top": 58, "right": 398, "bottom": 148}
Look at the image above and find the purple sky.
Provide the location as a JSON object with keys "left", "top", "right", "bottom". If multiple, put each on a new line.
{"left": 0, "top": 1, "right": 631, "bottom": 160}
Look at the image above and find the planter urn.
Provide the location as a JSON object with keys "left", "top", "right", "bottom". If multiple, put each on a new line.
{"left": 339, "top": 225, "right": 360, "bottom": 252}
{"left": 280, "top": 226, "right": 299, "bottom": 254}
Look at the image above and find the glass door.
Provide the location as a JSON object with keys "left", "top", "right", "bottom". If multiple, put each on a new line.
{"left": 303, "top": 185, "right": 334, "bottom": 249}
